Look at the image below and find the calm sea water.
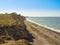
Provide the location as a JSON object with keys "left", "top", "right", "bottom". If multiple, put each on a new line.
{"left": 28, "top": 17, "right": 60, "bottom": 30}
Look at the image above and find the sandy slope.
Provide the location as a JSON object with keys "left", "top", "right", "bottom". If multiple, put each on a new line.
{"left": 25, "top": 20, "right": 60, "bottom": 45}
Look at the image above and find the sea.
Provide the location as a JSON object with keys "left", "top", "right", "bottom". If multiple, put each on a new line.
{"left": 28, "top": 17, "right": 60, "bottom": 33}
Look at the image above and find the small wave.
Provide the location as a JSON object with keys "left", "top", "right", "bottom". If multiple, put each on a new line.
{"left": 26, "top": 18, "right": 60, "bottom": 33}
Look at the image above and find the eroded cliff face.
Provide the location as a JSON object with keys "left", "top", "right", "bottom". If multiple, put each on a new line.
{"left": 0, "top": 13, "right": 34, "bottom": 45}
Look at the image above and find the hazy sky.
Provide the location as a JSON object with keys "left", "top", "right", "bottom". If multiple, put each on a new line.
{"left": 0, "top": 0, "right": 60, "bottom": 17}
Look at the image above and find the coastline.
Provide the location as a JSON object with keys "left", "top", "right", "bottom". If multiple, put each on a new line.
{"left": 25, "top": 18, "right": 60, "bottom": 45}
{"left": 26, "top": 18, "right": 60, "bottom": 33}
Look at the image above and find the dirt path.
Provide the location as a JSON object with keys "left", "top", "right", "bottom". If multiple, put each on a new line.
{"left": 25, "top": 20, "right": 60, "bottom": 45}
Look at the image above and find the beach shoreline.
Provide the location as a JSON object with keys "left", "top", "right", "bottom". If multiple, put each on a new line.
{"left": 26, "top": 18, "right": 60, "bottom": 33}
{"left": 25, "top": 19, "right": 60, "bottom": 45}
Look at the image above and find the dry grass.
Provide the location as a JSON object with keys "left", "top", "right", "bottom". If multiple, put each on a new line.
{"left": 0, "top": 14, "right": 16, "bottom": 27}
{"left": 0, "top": 13, "right": 29, "bottom": 45}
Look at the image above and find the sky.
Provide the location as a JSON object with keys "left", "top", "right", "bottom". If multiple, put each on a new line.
{"left": 0, "top": 0, "right": 60, "bottom": 17}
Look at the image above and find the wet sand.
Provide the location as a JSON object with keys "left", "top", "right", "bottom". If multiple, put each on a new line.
{"left": 25, "top": 20, "right": 60, "bottom": 45}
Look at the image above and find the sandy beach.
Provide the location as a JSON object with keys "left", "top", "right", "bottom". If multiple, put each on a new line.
{"left": 25, "top": 20, "right": 60, "bottom": 45}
